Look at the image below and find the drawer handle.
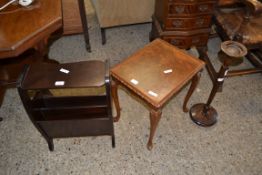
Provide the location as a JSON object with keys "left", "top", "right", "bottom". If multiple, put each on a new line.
{"left": 198, "top": 5, "right": 208, "bottom": 12}
{"left": 192, "top": 38, "right": 200, "bottom": 44}
{"left": 195, "top": 19, "right": 204, "bottom": 27}
{"left": 172, "top": 20, "right": 183, "bottom": 27}
{"left": 175, "top": 6, "right": 185, "bottom": 14}
{"left": 171, "top": 39, "right": 179, "bottom": 45}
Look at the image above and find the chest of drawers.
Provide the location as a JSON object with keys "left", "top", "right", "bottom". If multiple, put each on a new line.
{"left": 150, "top": 0, "right": 217, "bottom": 49}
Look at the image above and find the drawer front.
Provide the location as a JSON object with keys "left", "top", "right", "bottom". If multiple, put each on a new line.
{"left": 162, "top": 34, "right": 209, "bottom": 49}
{"left": 168, "top": 2, "right": 215, "bottom": 16}
{"left": 164, "top": 16, "right": 212, "bottom": 30}
{"left": 196, "top": 3, "right": 214, "bottom": 14}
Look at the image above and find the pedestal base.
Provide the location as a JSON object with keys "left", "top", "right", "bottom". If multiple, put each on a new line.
{"left": 189, "top": 103, "right": 218, "bottom": 127}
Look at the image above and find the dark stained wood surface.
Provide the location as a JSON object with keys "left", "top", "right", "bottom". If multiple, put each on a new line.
{"left": 18, "top": 60, "right": 115, "bottom": 150}
{"left": 111, "top": 39, "right": 205, "bottom": 108}
{"left": 0, "top": 0, "right": 62, "bottom": 58}
{"left": 21, "top": 61, "right": 106, "bottom": 89}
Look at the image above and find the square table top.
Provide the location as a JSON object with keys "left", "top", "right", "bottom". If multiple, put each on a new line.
{"left": 110, "top": 39, "right": 205, "bottom": 108}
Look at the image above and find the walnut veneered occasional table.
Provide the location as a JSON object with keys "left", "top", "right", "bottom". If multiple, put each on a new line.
{"left": 110, "top": 39, "right": 205, "bottom": 150}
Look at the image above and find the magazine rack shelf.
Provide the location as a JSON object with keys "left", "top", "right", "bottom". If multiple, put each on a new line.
{"left": 18, "top": 60, "right": 115, "bottom": 151}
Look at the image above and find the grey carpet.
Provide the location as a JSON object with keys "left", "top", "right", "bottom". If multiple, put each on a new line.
{"left": 0, "top": 1, "right": 261, "bottom": 174}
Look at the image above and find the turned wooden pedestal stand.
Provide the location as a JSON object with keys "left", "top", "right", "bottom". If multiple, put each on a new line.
{"left": 190, "top": 41, "right": 248, "bottom": 126}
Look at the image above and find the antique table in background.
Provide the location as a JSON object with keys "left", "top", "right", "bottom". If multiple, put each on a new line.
{"left": 110, "top": 39, "right": 205, "bottom": 150}
{"left": 0, "top": 0, "right": 62, "bottom": 109}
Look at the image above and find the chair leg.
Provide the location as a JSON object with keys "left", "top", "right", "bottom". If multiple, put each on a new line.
{"left": 101, "top": 28, "right": 106, "bottom": 45}
{"left": 78, "top": 0, "right": 91, "bottom": 52}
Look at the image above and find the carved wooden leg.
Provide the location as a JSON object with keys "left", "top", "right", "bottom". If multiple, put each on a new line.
{"left": 147, "top": 108, "right": 162, "bottom": 150}
{"left": 183, "top": 71, "right": 202, "bottom": 112}
{"left": 111, "top": 80, "right": 121, "bottom": 122}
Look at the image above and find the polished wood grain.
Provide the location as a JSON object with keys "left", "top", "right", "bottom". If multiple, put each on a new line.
{"left": 111, "top": 39, "right": 205, "bottom": 150}
{"left": 111, "top": 39, "right": 204, "bottom": 109}
{"left": 22, "top": 61, "right": 106, "bottom": 89}
{"left": 0, "top": 0, "right": 62, "bottom": 58}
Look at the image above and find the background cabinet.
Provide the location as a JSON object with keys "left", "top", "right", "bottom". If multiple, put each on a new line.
{"left": 62, "top": 0, "right": 83, "bottom": 35}
{"left": 150, "top": 0, "right": 217, "bottom": 49}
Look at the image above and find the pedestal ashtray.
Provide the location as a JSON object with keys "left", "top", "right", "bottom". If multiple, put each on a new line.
{"left": 189, "top": 40, "right": 247, "bottom": 127}
{"left": 218, "top": 41, "right": 247, "bottom": 66}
